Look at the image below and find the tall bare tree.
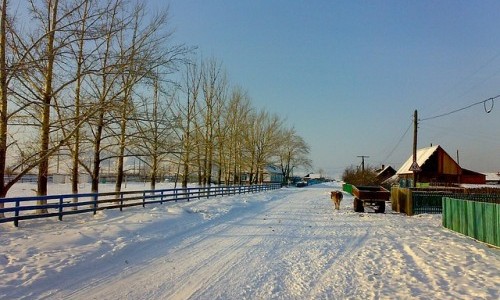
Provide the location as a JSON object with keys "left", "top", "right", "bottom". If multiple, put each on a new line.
{"left": 0, "top": 0, "right": 103, "bottom": 205}
{"left": 247, "top": 110, "right": 283, "bottom": 183}
{"left": 199, "top": 58, "right": 227, "bottom": 185}
{"left": 67, "top": 0, "right": 93, "bottom": 197}
{"left": 86, "top": 0, "right": 125, "bottom": 193}
{"left": 221, "top": 86, "right": 252, "bottom": 184}
{"left": 0, "top": 0, "right": 9, "bottom": 216}
{"left": 113, "top": 3, "right": 188, "bottom": 192}
{"left": 177, "top": 60, "right": 201, "bottom": 188}
{"left": 277, "top": 127, "right": 312, "bottom": 184}
{"left": 133, "top": 79, "right": 177, "bottom": 190}
{"left": 5, "top": 0, "right": 97, "bottom": 213}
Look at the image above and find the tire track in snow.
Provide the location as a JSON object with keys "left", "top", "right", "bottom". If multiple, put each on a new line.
{"left": 306, "top": 221, "right": 372, "bottom": 299}
{"left": 61, "top": 189, "right": 302, "bottom": 300}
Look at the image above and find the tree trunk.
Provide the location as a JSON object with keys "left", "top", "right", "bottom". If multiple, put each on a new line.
{"left": 91, "top": 111, "right": 104, "bottom": 193}
{"left": 0, "top": 0, "right": 8, "bottom": 215}
{"left": 150, "top": 155, "right": 157, "bottom": 190}
{"left": 71, "top": 0, "right": 90, "bottom": 208}
{"left": 37, "top": 0, "right": 59, "bottom": 213}
{"left": 115, "top": 108, "right": 127, "bottom": 193}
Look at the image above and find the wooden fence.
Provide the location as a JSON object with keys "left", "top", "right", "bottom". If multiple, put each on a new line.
{"left": 0, "top": 184, "right": 281, "bottom": 227}
{"left": 390, "top": 186, "right": 499, "bottom": 216}
{"left": 443, "top": 197, "right": 499, "bottom": 247}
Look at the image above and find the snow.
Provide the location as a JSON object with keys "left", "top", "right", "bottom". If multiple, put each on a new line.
{"left": 1, "top": 182, "right": 499, "bottom": 299}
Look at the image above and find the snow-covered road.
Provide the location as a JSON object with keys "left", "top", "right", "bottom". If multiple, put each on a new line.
{"left": 1, "top": 183, "right": 498, "bottom": 299}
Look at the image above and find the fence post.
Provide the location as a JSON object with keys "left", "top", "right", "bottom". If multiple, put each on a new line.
{"left": 93, "top": 194, "right": 98, "bottom": 215}
{"left": 160, "top": 191, "right": 164, "bottom": 204}
{"left": 408, "top": 189, "right": 414, "bottom": 216}
{"left": 143, "top": 191, "right": 146, "bottom": 208}
{"left": 120, "top": 193, "right": 124, "bottom": 212}
{"left": 14, "top": 199, "right": 20, "bottom": 227}
{"left": 58, "top": 196, "right": 63, "bottom": 221}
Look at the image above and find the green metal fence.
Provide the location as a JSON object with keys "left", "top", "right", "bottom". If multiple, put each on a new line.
{"left": 412, "top": 192, "right": 448, "bottom": 214}
{"left": 443, "top": 197, "right": 499, "bottom": 247}
{"left": 342, "top": 183, "right": 353, "bottom": 195}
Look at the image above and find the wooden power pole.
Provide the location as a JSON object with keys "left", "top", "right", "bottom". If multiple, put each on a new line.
{"left": 411, "top": 110, "right": 420, "bottom": 187}
{"left": 357, "top": 155, "right": 369, "bottom": 172}
{"left": 357, "top": 155, "right": 369, "bottom": 184}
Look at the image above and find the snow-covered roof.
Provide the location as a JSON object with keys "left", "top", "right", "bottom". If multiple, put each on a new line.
{"left": 396, "top": 145, "right": 440, "bottom": 175}
{"left": 304, "top": 173, "right": 321, "bottom": 179}
{"left": 484, "top": 172, "right": 500, "bottom": 182}
{"left": 377, "top": 165, "right": 395, "bottom": 176}
{"left": 265, "top": 165, "right": 281, "bottom": 173}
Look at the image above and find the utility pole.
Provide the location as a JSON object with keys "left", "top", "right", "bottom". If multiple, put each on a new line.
{"left": 357, "top": 155, "right": 369, "bottom": 184}
{"left": 357, "top": 155, "right": 369, "bottom": 173}
{"left": 410, "top": 110, "right": 420, "bottom": 187}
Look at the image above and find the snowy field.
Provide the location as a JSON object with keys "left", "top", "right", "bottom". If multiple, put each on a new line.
{"left": 0, "top": 182, "right": 499, "bottom": 299}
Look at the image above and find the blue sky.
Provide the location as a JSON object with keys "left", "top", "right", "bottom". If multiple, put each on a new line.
{"left": 156, "top": 0, "right": 499, "bottom": 177}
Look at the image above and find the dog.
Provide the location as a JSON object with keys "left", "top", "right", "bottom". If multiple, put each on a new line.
{"left": 330, "top": 190, "right": 343, "bottom": 210}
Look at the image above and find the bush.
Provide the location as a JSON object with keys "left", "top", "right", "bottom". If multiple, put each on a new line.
{"left": 342, "top": 165, "right": 380, "bottom": 186}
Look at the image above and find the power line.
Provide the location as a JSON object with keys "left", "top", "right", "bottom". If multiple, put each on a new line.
{"left": 428, "top": 50, "right": 500, "bottom": 114}
{"left": 381, "top": 119, "right": 412, "bottom": 164}
{"left": 420, "top": 94, "right": 497, "bottom": 121}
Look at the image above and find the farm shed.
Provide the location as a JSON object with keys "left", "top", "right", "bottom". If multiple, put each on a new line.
{"left": 376, "top": 165, "right": 396, "bottom": 182}
{"left": 396, "top": 145, "right": 485, "bottom": 185}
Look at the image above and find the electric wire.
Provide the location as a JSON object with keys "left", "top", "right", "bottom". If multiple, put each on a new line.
{"left": 381, "top": 119, "right": 413, "bottom": 165}
{"left": 428, "top": 50, "right": 500, "bottom": 114}
{"left": 420, "top": 94, "right": 498, "bottom": 121}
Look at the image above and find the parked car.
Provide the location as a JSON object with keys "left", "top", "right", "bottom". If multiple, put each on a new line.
{"left": 296, "top": 181, "right": 308, "bottom": 187}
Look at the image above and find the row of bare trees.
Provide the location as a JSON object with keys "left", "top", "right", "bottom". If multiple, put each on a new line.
{"left": 0, "top": 0, "right": 311, "bottom": 209}
{"left": 176, "top": 58, "right": 312, "bottom": 188}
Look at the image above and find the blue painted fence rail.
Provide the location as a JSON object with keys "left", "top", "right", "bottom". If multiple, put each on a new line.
{"left": 0, "top": 184, "right": 281, "bottom": 227}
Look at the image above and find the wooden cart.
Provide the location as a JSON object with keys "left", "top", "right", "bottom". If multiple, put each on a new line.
{"left": 352, "top": 185, "right": 390, "bottom": 213}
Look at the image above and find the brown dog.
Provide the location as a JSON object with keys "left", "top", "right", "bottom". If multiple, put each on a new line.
{"left": 330, "top": 190, "right": 343, "bottom": 210}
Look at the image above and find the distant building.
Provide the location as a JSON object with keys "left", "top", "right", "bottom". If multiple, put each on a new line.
{"left": 262, "top": 165, "right": 284, "bottom": 184}
{"left": 303, "top": 173, "right": 321, "bottom": 180}
{"left": 396, "top": 145, "right": 486, "bottom": 186}
{"left": 484, "top": 172, "right": 500, "bottom": 185}
{"left": 240, "top": 165, "right": 284, "bottom": 184}
{"left": 376, "top": 165, "right": 396, "bottom": 182}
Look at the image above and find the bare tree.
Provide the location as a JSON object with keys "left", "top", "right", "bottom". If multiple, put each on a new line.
{"left": 177, "top": 60, "right": 201, "bottom": 188}
{"left": 247, "top": 110, "right": 283, "bottom": 184}
{"left": 133, "top": 78, "right": 178, "bottom": 190}
{"left": 221, "top": 86, "right": 252, "bottom": 184}
{"left": 3, "top": 0, "right": 100, "bottom": 213}
{"left": 85, "top": 0, "right": 126, "bottom": 193}
{"left": 67, "top": 0, "right": 94, "bottom": 197}
{"left": 277, "top": 127, "right": 312, "bottom": 184}
{"left": 0, "top": 0, "right": 9, "bottom": 216}
{"left": 198, "top": 58, "right": 227, "bottom": 186}
{"left": 112, "top": 3, "right": 188, "bottom": 192}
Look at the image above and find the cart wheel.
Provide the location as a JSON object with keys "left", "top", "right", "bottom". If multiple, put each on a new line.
{"left": 376, "top": 203, "right": 386, "bottom": 213}
{"left": 353, "top": 198, "right": 364, "bottom": 212}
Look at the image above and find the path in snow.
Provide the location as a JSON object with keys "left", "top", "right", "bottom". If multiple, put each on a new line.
{"left": 1, "top": 183, "right": 498, "bottom": 299}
